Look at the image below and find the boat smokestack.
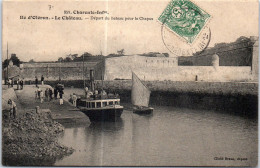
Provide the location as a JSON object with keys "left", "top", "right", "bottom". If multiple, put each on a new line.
{"left": 90, "top": 70, "right": 95, "bottom": 91}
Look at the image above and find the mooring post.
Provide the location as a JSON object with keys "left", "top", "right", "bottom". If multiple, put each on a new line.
{"left": 35, "top": 106, "right": 40, "bottom": 113}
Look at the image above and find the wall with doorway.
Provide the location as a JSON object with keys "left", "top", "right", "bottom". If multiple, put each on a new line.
{"left": 104, "top": 55, "right": 252, "bottom": 82}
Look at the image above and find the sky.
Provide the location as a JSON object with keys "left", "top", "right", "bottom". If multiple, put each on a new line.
{"left": 2, "top": 0, "right": 259, "bottom": 62}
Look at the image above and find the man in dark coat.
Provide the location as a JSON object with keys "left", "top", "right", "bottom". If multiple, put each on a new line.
{"left": 20, "top": 79, "right": 24, "bottom": 90}
{"left": 54, "top": 87, "right": 58, "bottom": 99}
{"left": 35, "top": 76, "right": 38, "bottom": 87}
{"left": 49, "top": 88, "right": 53, "bottom": 100}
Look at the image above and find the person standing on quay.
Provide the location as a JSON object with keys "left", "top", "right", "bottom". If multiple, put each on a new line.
{"left": 72, "top": 93, "right": 77, "bottom": 107}
{"left": 45, "top": 88, "right": 49, "bottom": 101}
{"left": 54, "top": 87, "right": 58, "bottom": 99}
{"left": 17, "top": 78, "right": 20, "bottom": 90}
{"left": 41, "top": 75, "right": 44, "bottom": 85}
{"left": 20, "top": 79, "right": 24, "bottom": 90}
{"left": 11, "top": 78, "right": 13, "bottom": 87}
{"left": 49, "top": 88, "right": 53, "bottom": 100}
{"left": 35, "top": 76, "right": 38, "bottom": 87}
{"left": 8, "top": 99, "right": 17, "bottom": 119}
{"left": 37, "top": 86, "right": 42, "bottom": 101}
{"left": 35, "top": 89, "right": 38, "bottom": 100}
{"left": 8, "top": 78, "right": 11, "bottom": 88}
{"left": 40, "top": 90, "right": 44, "bottom": 103}
{"left": 59, "top": 90, "right": 64, "bottom": 105}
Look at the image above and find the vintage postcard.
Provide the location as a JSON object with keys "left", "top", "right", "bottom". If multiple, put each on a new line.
{"left": 2, "top": 0, "right": 258, "bottom": 166}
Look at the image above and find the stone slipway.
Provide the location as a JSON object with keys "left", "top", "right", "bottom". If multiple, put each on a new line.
{"left": 11, "top": 85, "right": 89, "bottom": 124}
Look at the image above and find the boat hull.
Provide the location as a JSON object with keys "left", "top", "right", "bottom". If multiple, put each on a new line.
{"left": 79, "top": 107, "right": 123, "bottom": 122}
{"left": 133, "top": 107, "right": 153, "bottom": 115}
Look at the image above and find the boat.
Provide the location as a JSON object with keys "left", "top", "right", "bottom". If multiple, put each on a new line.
{"left": 78, "top": 98, "right": 124, "bottom": 122}
{"left": 131, "top": 72, "right": 153, "bottom": 114}
{"left": 77, "top": 69, "right": 124, "bottom": 122}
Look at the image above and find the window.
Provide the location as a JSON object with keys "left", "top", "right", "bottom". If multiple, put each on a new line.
{"left": 91, "top": 102, "right": 95, "bottom": 108}
{"left": 97, "top": 102, "right": 101, "bottom": 108}
{"left": 102, "top": 102, "right": 107, "bottom": 107}
{"left": 109, "top": 101, "right": 113, "bottom": 105}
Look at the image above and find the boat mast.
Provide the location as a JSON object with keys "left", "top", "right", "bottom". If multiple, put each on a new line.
{"left": 59, "top": 57, "right": 61, "bottom": 81}
{"left": 6, "top": 42, "right": 8, "bottom": 80}
{"left": 100, "top": 41, "right": 104, "bottom": 91}
{"left": 83, "top": 53, "right": 85, "bottom": 89}
{"left": 101, "top": 58, "right": 104, "bottom": 91}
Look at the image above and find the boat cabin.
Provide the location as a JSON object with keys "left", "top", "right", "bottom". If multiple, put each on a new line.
{"left": 79, "top": 98, "right": 121, "bottom": 108}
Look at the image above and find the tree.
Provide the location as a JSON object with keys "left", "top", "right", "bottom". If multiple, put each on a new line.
{"left": 29, "top": 59, "right": 35, "bottom": 63}
{"left": 2, "top": 53, "right": 21, "bottom": 69}
{"left": 117, "top": 49, "right": 125, "bottom": 55}
{"left": 74, "top": 52, "right": 93, "bottom": 61}
{"left": 163, "top": 53, "right": 169, "bottom": 57}
{"left": 236, "top": 36, "right": 250, "bottom": 42}
{"left": 2, "top": 59, "right": 9, "bottom": 69}
{"left": 10, "top": 54, "right": 21, "bottom": 66}
{"left": 71, "top": 54, "right": 78, "bottom": 60}
{"left": 82, "top": 52, "right": 93, "bottom": 57}
{"left": 64, "top": 57, "right": 72, "bottom": 62}
{"left": 58, "top": 57, "right": 63, "bottom": 62}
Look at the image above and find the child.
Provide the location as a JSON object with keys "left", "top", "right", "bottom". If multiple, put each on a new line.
{"left": 59, "top": 98, "right": 63, "bottom": 105}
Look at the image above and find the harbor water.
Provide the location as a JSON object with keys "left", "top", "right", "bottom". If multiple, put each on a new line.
{"left": 55, "top": 104, "right": 257, "bottom": 166}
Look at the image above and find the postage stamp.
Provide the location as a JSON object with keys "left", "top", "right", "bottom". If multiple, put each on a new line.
{"left": 161, "top": 24, "right": 211, "bottom": 56}
{"left": 158, "top": 0, "right": 211, "bottom": 44}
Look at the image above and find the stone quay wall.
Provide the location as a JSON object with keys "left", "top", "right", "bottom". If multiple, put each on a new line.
{"left": 95, "top": 80, "right": 258, "bottom": 117}
{"left": 95, "top": 80, "right": 258, "bottom": 96}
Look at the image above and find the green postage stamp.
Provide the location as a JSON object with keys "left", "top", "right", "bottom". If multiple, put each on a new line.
{"left": 158, "top": 0, "right": 211, "bottom": 43}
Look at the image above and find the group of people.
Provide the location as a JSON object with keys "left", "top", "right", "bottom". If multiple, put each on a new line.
{"left": 35, "top": 87, "right": 50, "bottom": 103}
{"left": 16, "top": 78, "right": 24, "bottom": 90}
{"left": 84, "top": 87, "right": 119, "bottom": 100}
{"left": 35, "top": 75, "right": 45, "bottom": 87}
{"left": 35, "top": 85, "right": 64, "bottom": 105}
{"left": 54, "top": 85, "right": 64, "bottom": 105}
{"left": 7, "top": 78, "right": 24, "bottom": 90}
{"left": 70, "top": 87, "right": 116, "bottom": 107}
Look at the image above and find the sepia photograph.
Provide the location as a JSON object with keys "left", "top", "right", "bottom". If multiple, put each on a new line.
{"left": 1, "top": 0, "right": 258, "bottom": 166}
